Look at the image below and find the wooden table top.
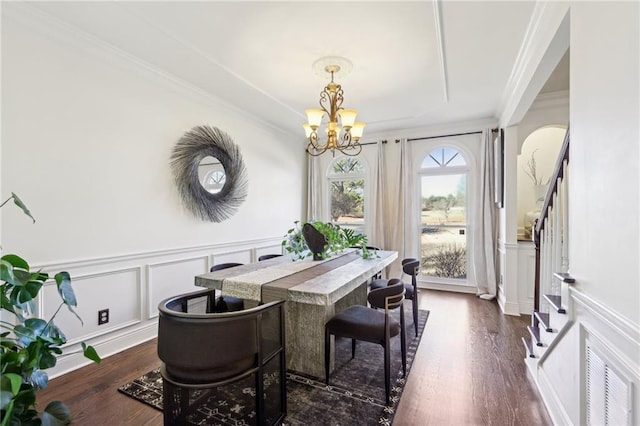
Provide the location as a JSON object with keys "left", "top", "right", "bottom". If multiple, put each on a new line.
{"left": 195, "top": 249, "right": 397, "bottom": 305}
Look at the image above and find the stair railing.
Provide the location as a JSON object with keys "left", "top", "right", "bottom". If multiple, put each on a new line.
{"left": 533, "top": 129, "right": 570, "bottom": 320}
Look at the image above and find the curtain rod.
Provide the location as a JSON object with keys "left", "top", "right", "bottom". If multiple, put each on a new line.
{"left": 406, "top": 128, "right": 498, "bottom": 142}
{"left": 359, "top": 140, "right": 388, "bottom": 146}
{"left": 358, "top": 127, "right": 498, "bottom": 146}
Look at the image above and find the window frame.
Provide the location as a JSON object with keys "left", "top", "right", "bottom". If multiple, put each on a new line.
{"left": 326, "top": 156, "right": 368, "bottom": 233}
{"left": 417, "top": 145, "right": 471, "bottom": 285}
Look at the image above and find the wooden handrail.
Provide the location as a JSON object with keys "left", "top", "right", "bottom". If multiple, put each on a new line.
{"left": 533, "top": 127, "right": 570, "bottom": 316}
{"left": 535, "top": 128, "right": 570, "bottom": 235}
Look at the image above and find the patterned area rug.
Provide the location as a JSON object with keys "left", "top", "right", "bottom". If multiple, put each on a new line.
{"left": 118, "top": 306, "right": 429, "bottom": 425}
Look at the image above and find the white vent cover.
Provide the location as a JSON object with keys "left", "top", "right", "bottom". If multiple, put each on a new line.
{"left": 586, "top": 344, "right": 631, "bottom": 425}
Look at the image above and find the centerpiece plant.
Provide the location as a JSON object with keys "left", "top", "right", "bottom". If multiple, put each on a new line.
{"left": 0, "top": 193, "right": 101, "bottom": 426}
{"left": 282, "top": 220, "right": 376, "bottom": 261}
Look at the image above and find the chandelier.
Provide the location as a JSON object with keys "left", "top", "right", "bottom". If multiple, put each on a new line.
{"left": 303, "top": 57, "right": 365, "bottom": 156}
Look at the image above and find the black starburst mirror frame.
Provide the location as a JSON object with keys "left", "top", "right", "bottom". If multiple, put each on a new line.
{"left": 171, "top": 125, "right": 248, "bottom": 222}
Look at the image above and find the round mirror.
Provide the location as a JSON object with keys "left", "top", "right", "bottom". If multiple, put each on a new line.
{"left": 198, "top": 156, "right": 226, "bottom": 194}
{"left": 171, "top": 125, "right": 247, "bottom": 222}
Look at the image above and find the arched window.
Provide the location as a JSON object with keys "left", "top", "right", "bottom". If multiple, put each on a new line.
{"left": 419, "top": 147, "right": 468, "bottom": 280}
{"left": 327, "top": 157, "right": 366, "bottom": 233}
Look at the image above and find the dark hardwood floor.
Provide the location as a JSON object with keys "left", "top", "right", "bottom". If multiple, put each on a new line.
{"left": 38, "top": 290, "right": 551, "bottom": 425}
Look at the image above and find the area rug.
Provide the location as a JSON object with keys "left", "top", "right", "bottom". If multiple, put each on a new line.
{"left": 118, "top": 307, "right": 429, "bottom": 425}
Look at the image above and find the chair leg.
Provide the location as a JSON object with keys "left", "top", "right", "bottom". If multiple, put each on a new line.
{"left": 351, "top": 338, "right": 356, "bottom": 359}
{"left": 412, "top": 296, "right": 419, "bottom": 337}
{"left": 384, "top": 339, "right": 391, "bottom": 405}
{"left": 325, "top": 328, "right": 331, "bottom": 384}
{"left": 400, "top": 309, "right": 407, "bottom": 377}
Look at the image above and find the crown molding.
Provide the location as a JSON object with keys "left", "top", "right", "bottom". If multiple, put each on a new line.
{"left": 529, "top": 90, "right": 569, "bottom": 111}
{"left": 496, "top": 2, "right": 570, "bottom": 127}
{"left": 2, "top": 2, "right": 289, "bottom": 136}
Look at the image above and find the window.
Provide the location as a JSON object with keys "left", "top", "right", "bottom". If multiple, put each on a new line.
{"left": 419, "top": 147, "right": 468, "bottom": 280}
{"left": 328, "top": 157, "right": 365, "bottom": 233}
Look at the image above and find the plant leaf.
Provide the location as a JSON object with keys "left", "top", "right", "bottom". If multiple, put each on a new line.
{"left": 0, "top": 373, "right": 23, "bottom": 396}
{"left": 15, "top": 318, "right": 48, "bottom": 345}
{"left": 55, "top": 272, "right": 76, "bottom": 307}
{"left": 41, "top": 400, "right": 72, "bottom": 426}
{"left": 0, "top": 260, "right": 16, "bottom": 286}
{"left": 0, "top": 391, "right": 14, "bottom": 413}
{"left": 11, "top": 192, "right": 35, "bottom": 223}
{"left": 82, "top": 342, "right": 101, "bottom": 364}
{"left": 1, "top": 254, "right": 29, "bottom": 270}
{"left": 30, "top": 369, "right": 49, "bottom": 389}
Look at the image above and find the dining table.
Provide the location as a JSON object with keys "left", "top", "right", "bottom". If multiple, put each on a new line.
{"left": 195, "top": 248, "right": 398, "bottom": 378}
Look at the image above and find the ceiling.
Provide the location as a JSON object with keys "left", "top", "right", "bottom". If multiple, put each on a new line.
{"left": 26, "top": 1, "right": 550, "bottom": 137}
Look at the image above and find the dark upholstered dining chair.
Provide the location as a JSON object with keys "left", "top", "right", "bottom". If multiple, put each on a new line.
{"left": 210, "top": 262, "right": 246, "bottom": 312}
{"left": 324, "top": 283, "right": 406, "bottom": 404}
{"left": 258, "top": 254, "right": 283, "bottom": 261}
{"left": 157, "top": 289, "right": 286, "bottom": 425}
{"left": 370, "top": 258, "right": 420, "bottom": 336}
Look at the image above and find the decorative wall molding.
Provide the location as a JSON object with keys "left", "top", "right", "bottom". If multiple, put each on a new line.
{"left": 40, "top": 237, "right": 283, "bottom": 378}
{"left": 571, "top": 287, "right": 640, "bottom": 367}
{"left": 32, "top": 236, "right": 282, "bottom": 271}
{"left": 530, "top": 286, "right": 640, "bottom": 426}
{"left": 147, "top": 255, "right": 210, "bottom": 319}
{"left": 40, "top": 267, "right": 143, "bottom": 345}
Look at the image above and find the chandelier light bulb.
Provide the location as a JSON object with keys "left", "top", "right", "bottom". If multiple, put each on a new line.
{"left": 338, "top": 109, "right": 358, "bottom": 129}
{"left": 351, "top": 122, "right": 366, "bottom": 140}
{"left": 305, "top": 109, "right": 324, "bottom": 128}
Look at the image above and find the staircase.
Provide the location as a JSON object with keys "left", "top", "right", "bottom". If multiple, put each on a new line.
{"left": 521, "top": 129, "right": 573, "bottom": 374}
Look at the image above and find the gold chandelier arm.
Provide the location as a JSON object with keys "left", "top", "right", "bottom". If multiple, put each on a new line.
{"left": 306, "top": 130, "right": 328, "bottom": 156}
{"left": 303, "top": 58, "right": 364, "bottom": 157}
{"left": 336, "top": 132, "right": 362, "bottom": 156}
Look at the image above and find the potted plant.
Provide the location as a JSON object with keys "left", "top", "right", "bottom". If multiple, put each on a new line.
{"left": 282, "top": 220, "right": 376, "bottom": 261}
{"left": 0, "top": 193, "right": 101, "bottom": 425}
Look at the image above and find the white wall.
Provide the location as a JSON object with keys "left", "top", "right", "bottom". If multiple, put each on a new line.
{"left": 569, "top": 1, "right": 639, "bottom": 326}
{"left": 1, "top": 5, "right": 304, "bottom": 374}
{"left": 517, "top": 126, "right": 565, "bottom": 235}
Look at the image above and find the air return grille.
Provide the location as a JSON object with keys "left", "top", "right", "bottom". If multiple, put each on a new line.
{"left": 586, "top": 344, "right": 631, "bottom": 425}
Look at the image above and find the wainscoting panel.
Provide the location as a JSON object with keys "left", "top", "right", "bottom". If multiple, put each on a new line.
{"left": 534, "top": 287, "right": 640, "bottom": 425}
{"left": 147, "top": 256, "right": 209, "bottom": 319}
{"left": 33, "top": 237, "right": 285, "bottom": 378}
{"left": 255, "top": 244, "right": 284, "bottom": 261}
{"left": 212, "top": 249, "right": 253, "bottom": 266}
{"left": 41, "top": 267, "right": 142, "bottom": 344}
{"left": 574, "top": 288, "right": 640, "bottom": 426}
{"left": 517, "top": 241, "right": 536, "bottom": 314}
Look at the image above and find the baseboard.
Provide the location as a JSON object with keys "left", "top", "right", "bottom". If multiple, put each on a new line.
{"left": 497, "top": 290, "right": 521, "bottom": 316}
{"left": 417, "top": 282, "right": 476, "bottom": 294}
{"left": 519, "top": 300, "right": 534, "bottom": 315}
{"left": 49, "top": 321, "right": 158, "bottom": 379}
{"left": 537, "top": 367, "right": 574, "bottom": 426}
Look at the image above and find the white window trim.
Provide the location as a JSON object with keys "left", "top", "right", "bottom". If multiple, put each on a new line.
{"left": 417, "top": 147, "right": 471, "bottom": 286}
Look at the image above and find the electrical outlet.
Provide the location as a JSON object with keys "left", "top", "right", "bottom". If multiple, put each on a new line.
{"left": 98, "top": 309, "right": 109, "bottom": 325}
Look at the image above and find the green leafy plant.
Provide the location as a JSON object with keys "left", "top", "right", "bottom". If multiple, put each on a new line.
{"left": 0, "top": 193, "right": 101, "bottom": 426}
{"left": 282, "top": 220, "right": 377, "bottom": 260}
